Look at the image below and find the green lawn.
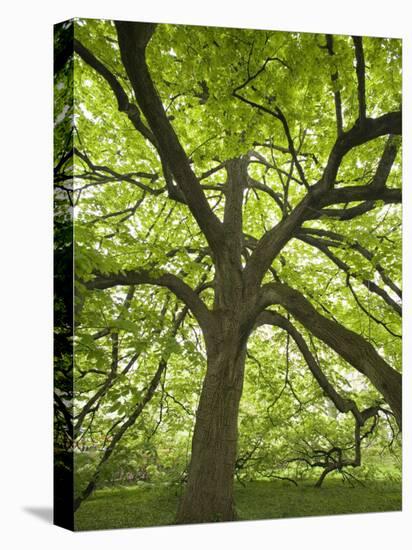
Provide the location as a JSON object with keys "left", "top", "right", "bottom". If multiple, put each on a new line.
{"left": 74, "top": 479, "right": 402, "bottom": 531}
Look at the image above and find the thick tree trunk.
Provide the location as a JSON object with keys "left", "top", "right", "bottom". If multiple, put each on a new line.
{"left": 176, "top": 321, "right": 246, "bottom": 524}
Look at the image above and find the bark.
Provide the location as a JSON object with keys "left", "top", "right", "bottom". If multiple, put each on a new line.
{"left": 176, "top": 317, "right": 246, "bottom": 523}
{"left": 86, "top": 268, "right": 212, "bottom": 335}
{"left": 114, "top": 21, "right": 225, "bottom": 254}
{"left": 243, "top": 111, "right": 401, "bottom": 291}
{"left": 259, "top": 282, "right": 402, "bottom": 428}
{"left": 352, "top": 36, "right": 366, "bottom": 122}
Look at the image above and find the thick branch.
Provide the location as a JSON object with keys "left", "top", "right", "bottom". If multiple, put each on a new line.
{"left": 259, "top": 281, "right": 402, "bottom": 427}
{"left": 320, "top": 111, "right": 401, "bottom": 189}
{"left": 371, "top": 135, "right": 400, "bottom": 189}
{"left": 86, "top": 269, "right": 211, "bottom": 334}
{"left": 244, "top": 116, "right": 401, "bottom": 289}
{"left": 73, "top": 39, "right": 188, "bottom": 205}
{"left": 352, "top": 36, "right": 367, "bottom": 122}
{"left": 223, "top": 157, "right": 248, "bottom": 262}
{"left": 256, "top": 311, "right": 366, "bottom": 424}
{"left": 319, "top": 185, "right": 401, "bottom": 209}
{"left": 114, "top": 21, "right": 224, "bottom": 253}
{"left": 73, "top": 38, "right": 156, "bottom": 145}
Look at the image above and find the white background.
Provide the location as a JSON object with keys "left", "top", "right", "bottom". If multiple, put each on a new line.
{"left": 0, "top": 0, "right": 410, "bottom": 548}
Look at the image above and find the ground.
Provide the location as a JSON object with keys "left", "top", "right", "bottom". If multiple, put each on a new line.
{"left": 74, "top": 479, "right": 402, "bottom": 531}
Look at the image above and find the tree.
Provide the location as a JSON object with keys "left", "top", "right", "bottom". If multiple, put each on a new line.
{"left": 54, "top": 19, "right": 402, "bottom": 524}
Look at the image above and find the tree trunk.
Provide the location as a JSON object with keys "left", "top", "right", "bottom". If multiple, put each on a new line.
{"left": 176, "top": 320, "right": 246, "bottom": 524}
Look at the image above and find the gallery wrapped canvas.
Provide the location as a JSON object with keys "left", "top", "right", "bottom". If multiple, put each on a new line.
{"left": 54, "top": 18, "right": 402, "bottom": 531}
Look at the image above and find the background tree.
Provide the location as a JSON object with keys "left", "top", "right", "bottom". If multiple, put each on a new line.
{"left": 54, "top": 19, "right": 402, "bottom": 524}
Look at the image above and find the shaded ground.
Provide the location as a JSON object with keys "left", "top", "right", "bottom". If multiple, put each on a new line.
{"left": 74, "top": 479, "right": 401, "bottom": 531}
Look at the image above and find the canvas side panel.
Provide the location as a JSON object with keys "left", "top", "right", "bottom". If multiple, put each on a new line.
{"left": 53, "top": 19, "right": 75, "bottom": 531}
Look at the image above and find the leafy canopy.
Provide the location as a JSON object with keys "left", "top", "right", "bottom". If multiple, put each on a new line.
{"left": 53, "top": 19, "right": 401, "bottom": 495}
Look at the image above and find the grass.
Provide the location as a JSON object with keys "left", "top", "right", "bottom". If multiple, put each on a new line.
{"left": 74, "top": 479, "right": 401, "bottom": 531}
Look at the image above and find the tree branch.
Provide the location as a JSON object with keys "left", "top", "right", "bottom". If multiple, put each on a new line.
{"left": 297, "top": 233, "right": 402, "bottom": 317}
{"left": 223, "top": 157, "right": 248, "bottom": 261}
{"left": 258, "top": 281, "right": 402, "bottom": 427}
{"left": 73, "top": 38, "right": 156, "bottom": 145}
{"left": 256, "top": 311, "right": 365, "bottom": 424}
{"left": 345, "top": 275, "right": 401, "bottom": 338}
{"left": 74, "top": 305, "right": 188, "bottom": 511}
{"left": 371, "top": 135, "right": 400, "bottom": 189}
{"left": 114, "top": 21, "right": 225, "bottom": 253}
{"left": 352, "top": 36, "right": 367, "bottom": 122}
{"left": 325, "top": 35, "right": 343, "bottom": 135}
{"left": 256, "top": 311, "right": 389, "bottom": 485}
{"left": 297, "top": 227, "right": 401, "bottom": 298}
{"left": 320, "top": 111, "right": 401, "bottom": 190}
{"left": 85, "top": 269, "right": 212, "bottom": 334}
{"left": 243, "top": 111, "right": 401, "bottom": 289}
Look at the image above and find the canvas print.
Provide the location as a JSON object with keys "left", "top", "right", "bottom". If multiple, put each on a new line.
{"left": 54, "top": 18, "right": 402, "bottom": 531}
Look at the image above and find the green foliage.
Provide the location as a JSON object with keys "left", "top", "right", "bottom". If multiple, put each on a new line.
{"left": 54, "top": 19, "right": 402, "bottom": 519}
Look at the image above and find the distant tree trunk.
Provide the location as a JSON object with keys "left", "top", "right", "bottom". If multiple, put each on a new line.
{"left": 176, "top": 313, "right": 247, "bottom": 523}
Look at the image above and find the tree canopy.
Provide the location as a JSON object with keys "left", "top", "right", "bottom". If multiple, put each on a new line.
{"left": 54, "top": 18, "right": 402, "bottom": 525}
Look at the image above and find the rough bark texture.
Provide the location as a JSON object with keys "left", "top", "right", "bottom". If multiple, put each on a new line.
{"left": 176, "top": 322, "right": 246, "bottom": 523}
{"left": 176, "top": 155, "right": 249, "bottom": 522}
